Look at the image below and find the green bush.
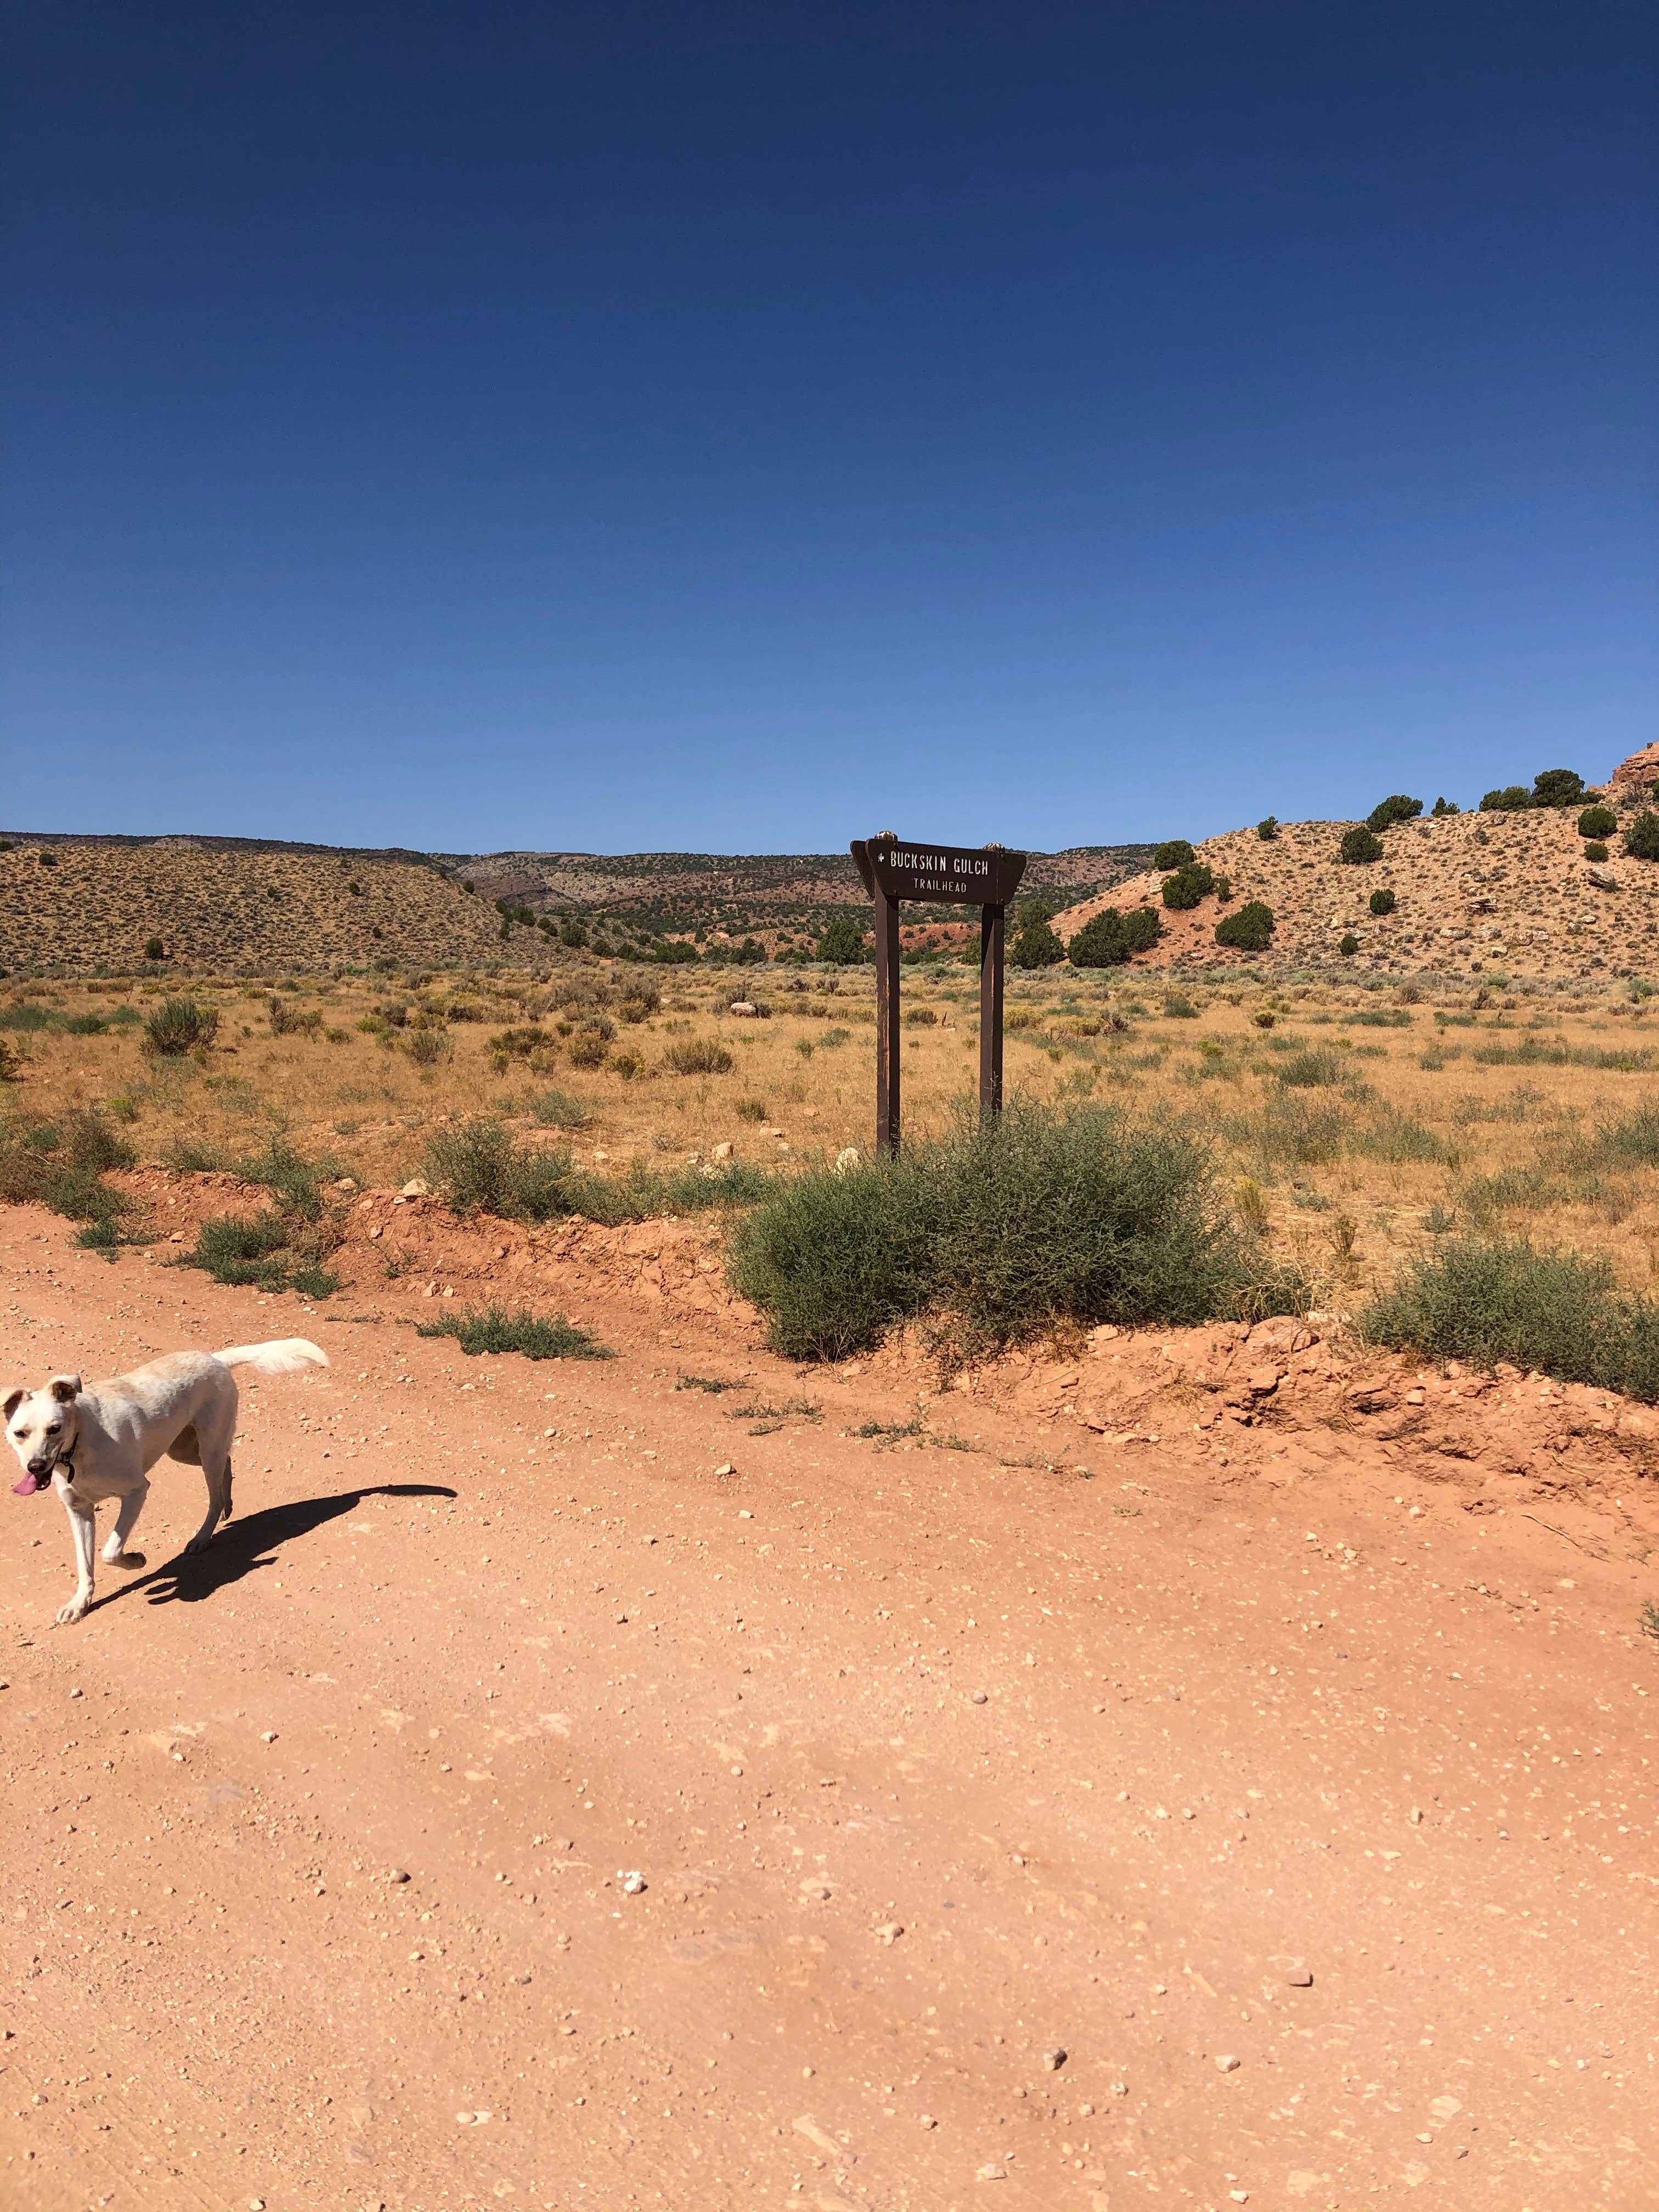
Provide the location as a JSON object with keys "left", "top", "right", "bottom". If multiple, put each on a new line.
{"left": 143, "top": 936, "right": 165, "bottom": 962}
{"left": 728, "top": 1101, "right": 1307, "bottom": 1361}
{"left": 529, "top": 1088, "right": 592, "bottom": 1128}
{"left": 1369, "top": 887, "right": 1396, "bottom": 916}
{"left": 426, "top": 1118, "right": 577, "bottom": 1222}
{"left": 1274, "top": 1048, "right": 1343, "bottom": 1088}
{"left": 1532, "top": 768, "right": 1585, "bottom": 809}
{"left": 1431, "top": 795, "right": 1459, "bottom": 816}
{"left": 1009, "top": 917, "right": 1065, "bottom": 968}
{"left": 1624, "top": 811, "right": 1659, "bottom": 862}
{"left": 416, "top": 1302, "right": 611, "bottom": 1360}
{"left": 175, "top": 1212, "right": 340, "bottom": 1300}
{"left": 1481, "top": 786, "right": 1532, "bottom": 812}
{"left": 1362, "top": 1236, "right": 1659, "bottom": 1402}
{"left": 1339, "top": 933, "right": 1359, "bottom": 955}
{"left": 1338, "top": 827, "right": 1384, "bottom": 865}
{"left": 816, "top": 916, "right": 867, "bottom": 964}
{"left": 1365, "top": 794, "right": 1421, "bottom": 833}
{"left": 732, "top": 937, "right": 766, "bottom": 965}
{"left": 1067, "top": 905, "right": 1163, "bottom": 966}
{"left": 1578, "top": 805, "right": 1617, "bottom": 839}
{"left": 663, "top": 1037, "right": 735, "bottom": 1075}
{"left": 1256, "top": 816, "right": 1278, "bottom": 841}
{"left": 1161, "top": 863, "right": 1215, "bottom": 911}
{"left": 1585, "top": 841, "right": 1610, "bottom": 863}
{"left": 1214, "top": 900, "right": 1274, "bottom": 952}
{"left": 1153, "top": 839, "right": 1195, "bottom": 871}
{"left": 0, "top": 1107, "right": 137, "bottom": 1223}
{"left": 143, "top": 997, "right": 219, "bottom": 1056}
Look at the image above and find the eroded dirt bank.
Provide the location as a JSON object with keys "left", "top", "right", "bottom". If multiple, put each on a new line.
{"left": 2, "top": 1202, "right": 1656, "bottom": 2211}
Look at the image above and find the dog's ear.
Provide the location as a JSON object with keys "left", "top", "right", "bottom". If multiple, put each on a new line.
{"left": 2, "top": 1387, "right": 24, "bottom": 1421}
{"left": 47, "top": 1375, "right": 82, "bottom": 1404}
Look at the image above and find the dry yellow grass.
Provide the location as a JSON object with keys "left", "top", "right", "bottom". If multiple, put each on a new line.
{"left": 9, "top": 957, "right": 1659, "bottom": 1309}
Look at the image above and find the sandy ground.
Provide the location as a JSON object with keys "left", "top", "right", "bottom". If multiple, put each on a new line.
{"left": 2, "top": 1208, "right": 1656, "bottom": 2212}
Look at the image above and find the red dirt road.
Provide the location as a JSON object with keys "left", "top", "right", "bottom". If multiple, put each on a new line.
{"left": 2, "top": 1207, "right": 1655, "bottom": 2211}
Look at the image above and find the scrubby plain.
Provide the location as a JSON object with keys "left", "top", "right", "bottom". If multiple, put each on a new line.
{"left": 9, "top": 952, "right": 1659, "bottom": 1326}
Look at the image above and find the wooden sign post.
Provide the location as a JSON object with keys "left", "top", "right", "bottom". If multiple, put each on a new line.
{"left": 850, "top": 834, "right": 1028, "bottom": 1155}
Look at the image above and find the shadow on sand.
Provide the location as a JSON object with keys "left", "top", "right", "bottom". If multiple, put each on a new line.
{"left": 87, "top": 1483, "right": 458, "bottom": 1613}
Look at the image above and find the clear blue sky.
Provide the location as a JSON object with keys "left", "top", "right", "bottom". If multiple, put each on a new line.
{"left": 5, "top": 2, "right": 1655, "bottom": 854}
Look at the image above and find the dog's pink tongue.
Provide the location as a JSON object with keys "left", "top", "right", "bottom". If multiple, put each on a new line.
{"left": 12, "top": 1471, "right": 48, "bottom": 1497}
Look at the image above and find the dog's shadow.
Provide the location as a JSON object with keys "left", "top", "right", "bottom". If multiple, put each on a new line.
{"left": 95, "top": 1483, "right": 457, "bottom": 1612}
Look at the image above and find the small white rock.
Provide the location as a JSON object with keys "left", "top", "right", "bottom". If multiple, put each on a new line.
{"left": 618, "top": 1869, "right": 646, "bottom": 1895}
{"left": 1215, "top": 2053, "right": 1241, "bottom": 2072}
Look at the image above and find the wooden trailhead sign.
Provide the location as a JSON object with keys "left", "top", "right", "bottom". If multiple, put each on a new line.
{"left": 851, "top": 834, "right": 1029, "bottom": 1155}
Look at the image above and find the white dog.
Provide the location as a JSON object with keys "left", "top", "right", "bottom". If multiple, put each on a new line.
{"left": 4, "top": 1339, "right": 328, "bottom": 1624}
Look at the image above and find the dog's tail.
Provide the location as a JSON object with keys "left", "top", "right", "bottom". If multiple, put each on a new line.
{"left": 213, "top": 1338, "right": 330, "bottom": 1378}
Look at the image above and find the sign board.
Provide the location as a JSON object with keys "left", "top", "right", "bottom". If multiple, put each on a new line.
{"left": 850, "top": 833, "right": 1029, "bottom": 1155}
{"left": 851, "top": 839, "right": 1026, "bottom": 908}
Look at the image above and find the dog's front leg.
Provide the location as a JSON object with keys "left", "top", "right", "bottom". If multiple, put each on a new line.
{"left": 57, "top": 1494, "right": 97, "bottom": 1624}
{"left": 104, "top": 1476, "right": 150, "bottom": 1566}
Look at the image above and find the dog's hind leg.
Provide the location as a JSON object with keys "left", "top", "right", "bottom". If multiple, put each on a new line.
{"left": 185, "top": 1453, "right": 233, "bottom": 1555}
{"left": 103, "top": 1476, "right": 150, "bottom": 1566}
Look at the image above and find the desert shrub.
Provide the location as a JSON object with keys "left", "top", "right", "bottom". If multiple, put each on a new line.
{"left": 816, "top": 917, "right": 866, "bottom": 964}
{"left": 1362, "top": 1237, "right": 1659, "bottom": 1402}
{"left": 1338, "top": 828, "right": 1384, "bottom": 865}
{"left": 1009, "top": 916, "right": 1065, "bottom": 968}
{"left": 566, "top": 1029, "right": 611, "bottom": 1070}
{"left": 1532, "top": 768, "right": 1584, "bottom": 809}
{"left": 1161, "top": 863, "right": 1215, "bottom": 911}
{"left": 1274, "top": 1048, "right": 1342, "bottom": 1088}
{"left": 143, "top": 997, "right": 219, "bottom": 1056}
{"left": 1348, "top": 1111, "right": 1454, "bottom": 1165}
{"left": 489, "top": 1024, "right": 547, "bottom": 1059}
{"left": 1578, "top": 805, "right": 1617, "bottom": 839}
{"left": 239, "top": 1136, "right": 338, "bottom": 1222}
{"left": 528, "top": 1088, "right": 592, "bottom": 1128}
{"left": 1624, "top": 811, "right": 1659, "bottom": 862}
{"left": 143, "top": 936, "right": 165, "bottom": 962}
{"left": 1153, "top": 839, "right": 1195, "bottom": 870}
{"left": 1256, "top": 816, "right": 1279, "bottom": 840}
{"left": 1369, "top": 887, "right": 1396, "bottom": 916}
{"left": 1215, "top": 900, "right": 1274, "bottom": 952}
{"left": 1067, "top": 906, "right": 1162, "bottom": 966}
{"left": 175, "top": 1211, "right": 340, "bottom": 1300}
{"left": 268, "top": 995, "right": 323, "bottom": 1037}
{"left": 570, "top": 1157, "right": 772, "bottom": 1226}
{"left": 1583, "top": 1104, "right": 1659, "bottom": 1167}
{"left": 0, "top": 1040, "right": 21, "bottom": 1083}
{"left": 611, "top": 1050, "right": 645, "bottom": 1080}
{"left": 736, "top": 1098, "right": 769, "bottom": 1122}
{"left": 1472, "top": 1037, "right": 1652, "bottom": 1072}
{"left": 1365, "top": 794, "right": 1421, "bottom": 833}
{"left": 729, "top": 1101, "right": 1306, "bottom": 1361}
{"left": 664, "top": 1037, "right": 735, "bottom": 1075}
{"left": 616, "top": 983, "right": 661, "bottom": 1022}
{"left": 61, "top": 1108, "right": 136, "bottom": 1176}
{"left": 1480, "top": 785, "right": 1532, "bottom": 812}
{"left": 1163, "top": 992, "right": 1198, "bottom": 1018}
{"left": 1584, "top": 842, "right": 1610, "bottom": 863}
{"left": 416, "top": 1302, "right": 611, "bottom": 1361}
{"left": 1431, "top": 795, "right": 1459, "bottom": 815}
{"left": 407, "top": 1024, "right": 451, "bottom": 1065}
{"left": 425, "top": 1118, "right": 577, "bottom": 1222}
{"left": 1339, "top": 933, "right": 1359, "bottom": 955}
{"left": 904, "top": 1006, "right": 938, "bottom": 1026}
{"left": 1239, "top": 1096, "right": 1350, "bottom": 1166}
{"left": 0, "top": 1107, "right": 137, "bottom": 1223}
